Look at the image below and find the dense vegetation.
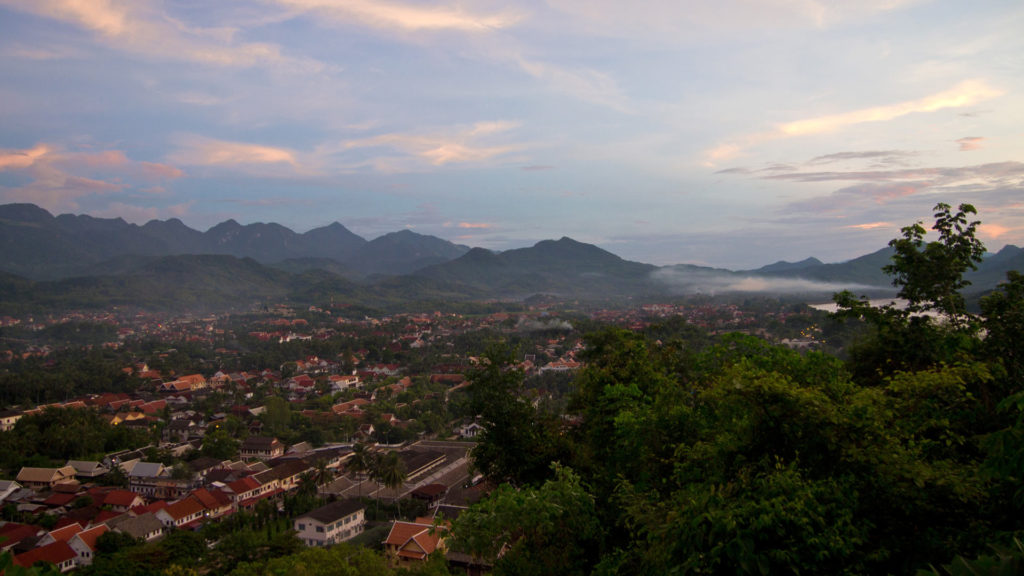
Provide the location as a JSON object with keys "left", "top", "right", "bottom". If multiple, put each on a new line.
{"left": 449, "top": 204, "right": 1024, "bottom": 575}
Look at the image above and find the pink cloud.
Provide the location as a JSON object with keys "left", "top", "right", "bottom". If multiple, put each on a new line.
{"left": 458, "top": 222, "right": 491, "bottom": 229}
{"left": 73, "top": 150, "right": 129, "bottom": 167}
{"left": 0, "top": 142, "right": 183, "bottom": 213}
{"left": 844, "top": 222, "right": 892, "bottom": 230}
{"left": 0, "top": 144, "right": 49, "bottom": 171}
{"left": 956, "top": 136, "right": 984, "bottom": 151}
{"left": 140, "top": 161, "right": 185, "bottom": 180}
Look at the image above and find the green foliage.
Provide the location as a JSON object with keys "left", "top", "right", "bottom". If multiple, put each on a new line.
{"left": 884, "top": 203, "right": 985, "bottom": 324}
{"left": 201, "top": 428, "right": 242, "bottom": 460}
{"left": 229, "top": 543, "right": 395, "bottom": 576}
{"left": 0, "top": 407, "right": 149, "bottom": 473}
{"left": 467, "top": 346, "right": 572, "bottom": 486}
{"left": 451, "top": 464, "right": 603, "bottom": 576}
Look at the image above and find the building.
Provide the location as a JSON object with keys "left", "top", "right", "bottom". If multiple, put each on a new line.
{"left": 384, "top": 518, "right": 447, "bottom": 566}
{"left": 16, "top": 466, "right": 77, "bottom": 490}
{"left": 239, "top": 436, "right": 285, "bottom": 461}
{"left": 0, "top": 409, "right": 23, "bottom": 432}
{"left": 293, "top": 499, "right": 366, "bottom": 547}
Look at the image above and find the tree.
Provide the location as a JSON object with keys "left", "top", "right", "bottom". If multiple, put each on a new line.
{"left": 348, "top": 442, "right": 372, "bottom": 498}
{"left": 466, "top": 346, "right": 570, "bottom": 486}
{"left": 371, "top": 451, "right": 407, "bottom": 518}
{"left": 884, "top": 202, "right": 985, "bottom": 324}
{"left": 832, "top": 203, "right": 987, "bottom": 380}
{"left": 201, "top": 429, "right": 241, "bottom": 460}
{"left": 450, "top": 464, "right": 602, "bottom": 576}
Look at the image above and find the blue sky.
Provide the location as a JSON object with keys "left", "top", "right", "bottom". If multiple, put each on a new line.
{"left": 0, "top": 0, "right": 1021, "bottom": 268}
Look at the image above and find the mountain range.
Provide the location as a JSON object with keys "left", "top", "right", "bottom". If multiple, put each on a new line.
{"left": 0, "top": 203, "right": 1021, "bottom": 312}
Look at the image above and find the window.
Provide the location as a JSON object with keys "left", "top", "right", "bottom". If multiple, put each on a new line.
{"left": 315, "top": 526, "right": 324, "bottom": 533}
{"left": 298, "top": 523, "right": 305, "bottom": 530}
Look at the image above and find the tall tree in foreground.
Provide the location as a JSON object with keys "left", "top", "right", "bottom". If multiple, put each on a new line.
{"left": 832, "top": 203, "right": 986, "bottom": 381}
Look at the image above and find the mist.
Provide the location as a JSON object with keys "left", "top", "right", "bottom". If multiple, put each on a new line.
{"left": 650, "top": 268, "right": 883, "bottom": 296}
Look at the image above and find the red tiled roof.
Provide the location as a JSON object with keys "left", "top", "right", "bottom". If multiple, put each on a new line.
{"left": 43, "top": 493, "right": 77, "bottom": 507}
{"left": 45, "top": 523, "right": 83, "bottom": 543}
{"left": 13, "top": 541, "right": 76, "bottom": 569}
{"left": 103, "top": 490, "right": 143, "bottom": 508}
{"left": 228, "top": 476, "right": 261, "bottom": 495}
{"left": 73, "top": 525, "right": 109, "bottom": 551}
{"left": 164, "top": 497, "right": 205, "bottom": 521}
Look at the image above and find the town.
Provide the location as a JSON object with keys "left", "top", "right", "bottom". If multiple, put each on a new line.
{"left": 0, "top": 299, "right": 828, "bottom": 573}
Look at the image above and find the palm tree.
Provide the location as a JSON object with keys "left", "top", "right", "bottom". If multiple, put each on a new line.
{"left": 348, "top": 443, "right": 372, "bottom": 499}
{"left": 376, "top": 451, "right": 407, "bottom": 519}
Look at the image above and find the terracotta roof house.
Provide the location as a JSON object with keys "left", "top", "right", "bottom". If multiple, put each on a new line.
{"left": 37, "top": 523, "right": 83, "bottom": 546}
{"left": 69, "top": 525, "right": 109, "bottom": 566}
{"left": 293, "top": 499, "right": 365, "bottom": 547}
{"left": 102, "top": 490, "right": 146, "bottom": 512}
{"left": 13, "top": 540, "right": 77, "bottom": 573}
{"left": 189, "top": 487, "right": 234, "bottom": 520}
{"left": 155, "top": 497, "right": 205, "bottom": 530}
{"left": 0, "top": 522, "right": 43, "bottom": 552}
{"left": 384, "top": 518, "right": 447, "bottom": 566}
{"left": 225, "top": 476, "right": 279, "bottom": 510}
{"left": 16, "top": 466, "right": 77, "bottom": 490}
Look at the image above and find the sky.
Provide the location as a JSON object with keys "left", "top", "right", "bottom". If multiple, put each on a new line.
{"left": 0, "top": 0, "right": 1021, "bottom": 269}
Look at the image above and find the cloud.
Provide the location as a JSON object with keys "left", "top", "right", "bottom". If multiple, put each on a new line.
{"left": 513, "top": 56, "right": 632, "bottom": 112}
{"left": 704, "top": 80, "right": 1004, "bottom": 165}
{"left": 522, "top": 165, "right": 554, "bottom": 171}
{"left": 0, "top": 0, "right": 321, "bottom": 71}
{"left": 778, "top": 80, "right": 1003, "bottom": 137}
{"left": 808, "top": 150, "right": 918, "bottom": 166}
{"left": 956, "top": 136, "right": 985, "bottom": 151}
{"left": 167, "top": 135, "right": 302, "bottom": 170}
{"left": 333, "top": 121, "right": 523, "bottom": 169}
{"left": 0, "top": 144, "right": 49, "bottom": 171}
{"left": 981, "top": 223, "right": 1011, "bottom": 239}
{"left": 546, "top": 0, "right": 924, "bottom": 43}
{"left": 763, "top": 162, "right": 1024, "bottom": 185}
{"left": 458, "top": 222, "right": 491, "bottom": 229}
{"left": 844, "top": 222, "right": 892, "bottom": 230}
{"left": 0, "top": 143, "right": 184, "bottom": 213}
{"left": 650, "top": 267, "right": 883, "bottom": 296}
{"left": 268, "top": 0, "right": 522, "bottom": 32}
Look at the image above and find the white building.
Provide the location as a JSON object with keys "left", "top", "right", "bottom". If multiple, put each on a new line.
{"left": 294, "top": 499, "right": 365, "bottom": 547}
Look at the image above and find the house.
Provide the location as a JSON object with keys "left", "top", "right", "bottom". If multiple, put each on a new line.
{"left": 68, "top": 525, "right": 109, "bottom": 566}
{"left": 239, "top": 436, "right": 285, "bottom": 461}
{"left": 16, "top": 466, "right": 77, "bottom": 490}
{"left": 329, "top": 374, "right": 361, "bottom": 392}
{"left": 100, "top": 490, "right": 146, "bottom": 512}
{"left": 384, "top": 518, "right": 447, "bottom": 566}
{"left": 0, "top": 479, "right": 23, "bottom": 502}
{"left": 13, "top": 541, "right": 77, "bottom": 573}
{"left": 293, "top": 500, "right": 365, "bottom": 547}
{"left": 66, "top": 460, "right": 110, "bottom": 479}
{"left": 0, "top": 409, "right": 23, "bottom": 431}
{"left": 189, "top": 487, "right": 234, "bottom": 520}
{"left": 410, "top": 484, "right": 448, "bottom": 509}
{"left": 0, "top": 522, "right": 43, "bottom": 552}
{"left": 37, "top": 523, "right": 83, "bottom": 547}
{"left": 225, "top": 476, "right": 278, "bottom": 511}
{"left": 104, "top": 512, "right": 164, "bottom": 542}
{"left": 457, "top": 422, "right": 484, "bottom": 439}
{"left": 254, "top": 460, "right": 311, "bottom": 492}
{"left": 155, "top": 496, "right": 206, "bottom": 530}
